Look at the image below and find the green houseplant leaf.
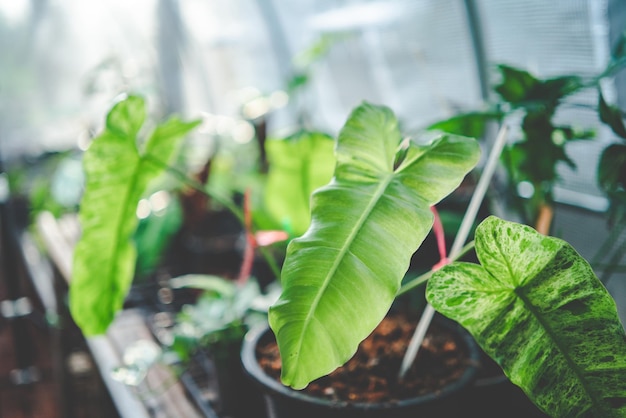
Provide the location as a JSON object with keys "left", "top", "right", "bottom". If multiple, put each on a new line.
{"left": 427, "top": 216, "right": 626, "bottom": 417}
{"left": 427, "top": 111, "right": 503, "bottom": 138}
{"left": 599, "top": 92, "right": 626, "bottom": 140}
{"left": 71, "top": 95, "right": 200, "bottom": 336}
{"left": 269, "top": 102, "right": 480, "bottom": 389}
{"left": 264, "top": 131, "right": 335, "bottom": 236}
{"left": 495, "top": 65, "right": 582, "bottom": 105}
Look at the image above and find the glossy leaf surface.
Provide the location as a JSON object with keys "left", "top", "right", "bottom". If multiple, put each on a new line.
{"left": 427, "top": 216, "right": 626, "bottom": 417}
{"left": 71, "top": 95, "right": 200, "bottom": 335}
{"left": 269, "top": 102, "right": 480, "bottom": 389}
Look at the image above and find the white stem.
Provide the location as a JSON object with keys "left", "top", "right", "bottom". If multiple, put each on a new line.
{"left": 398, "top": 125, "right": 509, "bottom": 380}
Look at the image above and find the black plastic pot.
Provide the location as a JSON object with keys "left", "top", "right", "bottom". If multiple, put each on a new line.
{"left": 241, "top": 317, "right": 480, "bottom": 418}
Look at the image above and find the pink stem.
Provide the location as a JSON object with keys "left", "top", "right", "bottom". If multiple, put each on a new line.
{"left": 430, "top": 206, "right": 449, "bottom": 271}
{"left": 237, "top": 189, "right": 256, "bottom": 285}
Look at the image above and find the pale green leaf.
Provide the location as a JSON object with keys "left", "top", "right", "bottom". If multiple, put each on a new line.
{"left": 71, "top": 95, "right": 200, "bottom": 335}
{"left": 269, "top": 102, "right": 480, "bottom": 389}
{"left": 264, "top": 131, "right": 335, "bottom": 236}
{"left": 427, "top": 216, "right": 626, "bottom": 417}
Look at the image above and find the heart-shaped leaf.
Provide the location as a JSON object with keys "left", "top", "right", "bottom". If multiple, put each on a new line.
{"left": 427, "top": 216, "right": 626, "bottom": 417}
{"left": 269, "top": 102, "right": 480, "bottom": 389}
{"left": 71, "top": 95, "right": 200, "bottom": 335}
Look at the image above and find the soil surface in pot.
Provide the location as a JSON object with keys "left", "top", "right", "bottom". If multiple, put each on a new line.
{"left": 256, "top": 312, "right": 473, "bottom": 403}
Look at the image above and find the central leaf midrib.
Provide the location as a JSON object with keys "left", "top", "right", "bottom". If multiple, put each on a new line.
{"left": 514, "top": 249, "right": 605, "bottom": 415}
{"left": 293, "top": 173, "right": 395, "bottom": 369}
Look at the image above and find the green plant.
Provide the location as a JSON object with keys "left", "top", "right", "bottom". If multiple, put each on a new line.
{"left": 427, "top": 217, "right": 626, "bottom": 417}
{"left": 429, "top": 64, "right": 595, "bottom": 230}
{"left": 268, "top": 102, "right": 626, "bottom": 417}
{"left": 169, "top": 274, "right": 280, "bottom": 360}
{"left": 429, "top": 34, "right": 626, "bottom": 234}
{"left": 71, "top": 95, "right": 201, "bottom": 335}
{"left": 591, "top": 93, "right": 626, "bottom": 284}
{"left": 269, "top": 102, "right": 481, "bottom": 389}
{"left": 71, "top": 94, "right": 335, "bottom": 336}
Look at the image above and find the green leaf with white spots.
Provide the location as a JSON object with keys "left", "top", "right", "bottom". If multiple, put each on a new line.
{"left": 269, "top": 102, "right": 480, "bottom": 389}
{"left": 427, "top": 216, "right": 626, "bottom": 418}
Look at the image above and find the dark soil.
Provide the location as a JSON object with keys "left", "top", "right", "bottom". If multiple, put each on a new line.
{"left": 256, "top": 313, "right": 473, "bottom": 404}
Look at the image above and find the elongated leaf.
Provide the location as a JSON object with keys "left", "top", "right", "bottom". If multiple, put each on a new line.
{"left": 264, "top": 131, "right": 335, "bottom": 235}
{"left": 427, "top": 111, "right": 503, "bottom": 138}
{"left": 599, "top": 92, "right": 626, "bottom": 140}
{"left": 427, "top": 216, "right": 626, "bottom": 417}
{"left": 71, "top": 95, "right": 200, "bottom": 335}
{"left": 269, "top": 102, "right": 480, "bottom": 389}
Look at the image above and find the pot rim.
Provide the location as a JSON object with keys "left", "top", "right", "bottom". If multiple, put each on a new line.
{"left": 241, "top": 315, "right": 480, "bottom": 411}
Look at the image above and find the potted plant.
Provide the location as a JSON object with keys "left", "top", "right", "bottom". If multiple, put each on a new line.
{"left": 241, "top": 101, "right": 626, "bottom": 417}
{"left": 69, "top": 92, "right": 343, "bottom": 416}
{"left": 242, "top": 101, "right": 484, "bottom": 417}
{"left": 427, "top": 30, "right": 626, "bottom": 235}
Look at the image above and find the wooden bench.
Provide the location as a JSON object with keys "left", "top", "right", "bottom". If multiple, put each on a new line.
{"left": 35, "top": 212, "right": 206, "bottom": 418}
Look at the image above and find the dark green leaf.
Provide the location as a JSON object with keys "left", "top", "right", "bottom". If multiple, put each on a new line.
{"left": 612, "top": 31, "right": 626, "bottom": 61}
{"left": 427, "top": 216, "right": 626, "bottom": 417}
{"left": 598, "top": 144, "right": 626, "bottom": 223}
{"left": 495, "top": 65, "right": 541, "bottom": 103}
{"left": 269, "top": 102, "right": 480, "bottom": 389}
{"left": 427, "top": 111, "right": 503, "bottom": 138}
{"left": 599, "top": 92, "right": 626, "bottom": 139}
{"left": 495, "top": 65, "right": 582, "bottom": 105}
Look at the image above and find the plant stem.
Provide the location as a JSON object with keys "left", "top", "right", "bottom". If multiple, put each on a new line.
{"left": 450, "top": 125, "right": 509, "bottom": 258}
{"left": 535, "top": 203, "right": 554, "bottom": 235}
{"left": 145, "top": 154, "right": 245, "bottom": 223}
{"left": 145, "top": 154, "right": 284, "bottom": 280}
{"left": 398, "top": 124, "right": 509, "bottom": 380}
{"left": 397, "top": 241, "right": 475, "bottom": 295}
{"left": 258, "top": 245, "right": 282, "bottom": 280}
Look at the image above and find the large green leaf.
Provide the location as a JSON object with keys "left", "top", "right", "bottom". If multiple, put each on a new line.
{"left": 71, "top": 95, "right": 200, "bottom": 335}
{"left": 264, "top": 131, "right": 335, "bottom": 236}
{"left": 268, "top": 102, "right": 480, "bottom": 389}
{"left": 427, "top": 216, "right": 626, "bottom": 417}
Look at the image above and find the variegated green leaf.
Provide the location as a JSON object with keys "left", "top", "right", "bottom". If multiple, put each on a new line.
{"left": 71, "top": 95, "right": 200, "bottom": 336}
{"left": 427, "top": 216, "right": 626, "bottom": 417}
{"left": 269, "top": 102, "right": 480, "bottom": 389}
